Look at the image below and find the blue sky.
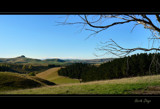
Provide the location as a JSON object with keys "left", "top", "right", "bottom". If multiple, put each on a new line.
{"left": 0, "top": 15, "right": 155, "bottom": 59}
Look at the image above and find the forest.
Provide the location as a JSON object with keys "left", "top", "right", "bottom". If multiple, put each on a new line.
{"left": 58, "top": 53, "right": 160, "bottom": 82}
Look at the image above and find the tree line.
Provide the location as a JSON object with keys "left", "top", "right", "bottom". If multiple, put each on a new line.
{"left": 0, "top": 63, "right": 59, "bottom": 74}
{"left": 58, "top": 53, "right": 160, "bottom": 82}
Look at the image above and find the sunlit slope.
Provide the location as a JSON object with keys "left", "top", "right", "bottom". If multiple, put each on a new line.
{"left": 0, "top": 72, "right": 55, "bottom": 91}
{"left": 3, "top": 74, "right": 160, "bottom": 94}
{"left": 36, "top": 67, "right": 80, "bottom": 84}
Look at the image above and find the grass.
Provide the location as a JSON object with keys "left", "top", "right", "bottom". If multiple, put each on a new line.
{"left": 36, "top": 67, "right": 80, "bottom": 84}
{"left": 1, "top": 74, "right": 160, "bottom": 94}
{"left": 0, "top": 72, "right": 55, "bottom": 91}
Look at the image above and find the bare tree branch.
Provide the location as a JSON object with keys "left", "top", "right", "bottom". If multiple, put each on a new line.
{"left": 97, "top": 39, "right": 160, "bottom": 57}
{"left": 57, "top": 14, "right": 160, "bottom": 57}
{"left": 156, "top": 14, "right": 160, "bottom": 23}
{"left": 84, "top": 15, "right": 135, "bottom": 29}
{"left": 130, "top": 23, "right": 139, "bottom": 33}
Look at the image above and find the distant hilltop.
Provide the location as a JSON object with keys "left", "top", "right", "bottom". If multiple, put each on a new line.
{"left": 17, "top": 55, "right": 26, "bottom": 58}
{"left": 0, "top": 55, "right": 114, "bottom": 65}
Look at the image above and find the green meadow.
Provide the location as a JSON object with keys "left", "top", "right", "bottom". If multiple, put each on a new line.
{"left": 1, "top": 72, "right": 160, "bottom": 94}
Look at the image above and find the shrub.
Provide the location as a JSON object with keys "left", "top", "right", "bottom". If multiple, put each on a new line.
{"left": 28, "top": 72, "right": 35, "bottom": 76}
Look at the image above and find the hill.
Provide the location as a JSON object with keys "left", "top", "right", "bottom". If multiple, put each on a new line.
{"left": 0, "top": 72, "right": 55, "bottom": 91}
{"left": 0, "top": 55, "right": 114, "bottom": 65}
{"left": 58, "top": 53, "right": 160, "bottom": 82}
{"left": 0, "top": 55, "right": 67, "bottom": 65}
{"left": 36, "top": 67, "right": 80, "bottom": 84}
{"left": 1, "top": 74, "right": 160, "bottom": 94}
{"left": 0, "top": 55, "right": 41, "bottom": 64}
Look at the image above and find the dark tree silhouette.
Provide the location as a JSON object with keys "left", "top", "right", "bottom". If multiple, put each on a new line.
{"left": 58, "top": 53, "right": 160, "bottom": 82}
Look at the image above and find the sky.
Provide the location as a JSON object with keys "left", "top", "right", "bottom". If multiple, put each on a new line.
{"left": 0, "top": 15, "right": 156, "bottom": 59}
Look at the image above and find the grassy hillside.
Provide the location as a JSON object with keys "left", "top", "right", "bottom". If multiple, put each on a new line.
{"left": 0, "top": 72, "right": 55, "bottom": 91}
{"left": 2, "top": 74, "right": 160, "bottom": 94}
{"left": 36, "top": 67, "right": 80, "bottom": 84}
{"left": 0, "top": 56, "right": 41, "bottom": 64}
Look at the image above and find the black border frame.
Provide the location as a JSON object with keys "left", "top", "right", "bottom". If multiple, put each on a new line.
{"left": 0, "top": 7, "right": 160, "bottom": 105}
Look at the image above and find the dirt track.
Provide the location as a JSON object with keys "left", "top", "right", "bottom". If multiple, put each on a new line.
{"left": 132, "top": 86, "right": 160, "bottom": 94}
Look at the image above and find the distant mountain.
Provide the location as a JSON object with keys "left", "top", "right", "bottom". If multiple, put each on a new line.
{"left": 0, "top": 55, "right": 114, "bottom": 65}
{"left": 0, "top": 55, "right": 42, "bottom": 64}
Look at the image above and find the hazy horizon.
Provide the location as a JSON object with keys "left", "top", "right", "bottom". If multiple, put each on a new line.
{"left": 0, "top": 55, "right": 114, "bottom": 60}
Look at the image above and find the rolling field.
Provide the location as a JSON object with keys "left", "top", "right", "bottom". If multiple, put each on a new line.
{"left": 0, "top": 72, "right": 55, "bottom": 91}
{"left": 36, "top": 67, "right": 80, "bottom": 84}
{"left": 1, "top": 74, "right": 160, "bottom": 94}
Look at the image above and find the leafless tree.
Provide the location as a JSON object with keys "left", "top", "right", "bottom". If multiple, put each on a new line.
{"left": 56, "top": 14, "right": 160, "bottom": 74}
{"left": 57, "top": 14, "right": 160, "bottom": 57}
